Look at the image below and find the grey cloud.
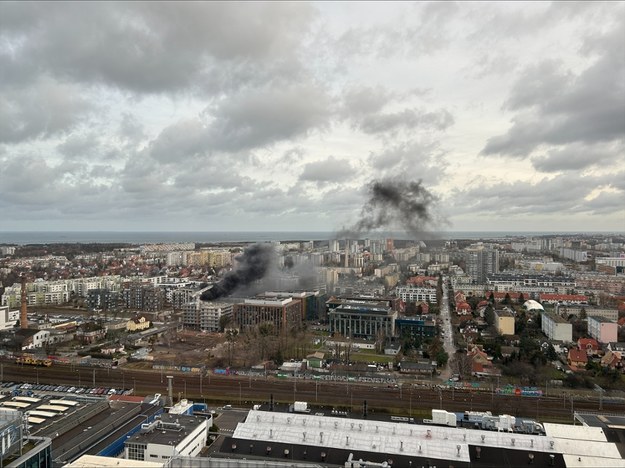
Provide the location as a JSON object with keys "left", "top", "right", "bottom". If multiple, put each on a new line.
{"left": 531, "top": 142, "right": 624, "bottom": 173}
{"left": 57, "top": 133, "right": 101, "bottom": 160}
{"left": 0, "top": 77, "right": 93, "bottom": 143}
{"left": 482, "top": 25, "right": 625, "bottom": 158}
{"left": 118, "top": 113, "right": 146, "bottom": 144}
{"left": 359, "top": 108, "right": 454, "bottom": 135}
{"left": 299, "top": 156, "right": 354, "bottom": 183}
{"left": 450, "top": 172, "right": 624, "bottom": 218}
{"left": 0, "top": 2, "right": 314, "bottom": 94}
{"left": 342, "top": 86, "right": 392, "bottom": 117}
{"left": 207, "top": 84, "right": 333, "bottom": 152}
{"left": 368, "top": 140, "right": 448, "bottom": 184}
{"left": 149, "top": 119, "right": 208, "bottom": 163}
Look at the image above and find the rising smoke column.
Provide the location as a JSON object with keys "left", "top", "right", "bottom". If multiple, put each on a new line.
{"left": 200, "top": 243, "right": 275, "bottom": 301}
{"left": 337, "top": 179, "right": 440, "bottom": 239}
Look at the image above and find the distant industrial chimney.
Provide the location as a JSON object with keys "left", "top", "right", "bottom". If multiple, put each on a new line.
{"left": 167, "top": 375, "right": 174, "bottom": 406}
{"left": 20, "top": 275, "right": 28, "bottom": 329}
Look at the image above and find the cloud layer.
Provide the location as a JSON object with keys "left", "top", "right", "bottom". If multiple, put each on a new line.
{"left": 1, "top": 2, "right": 623, "bottom": 233}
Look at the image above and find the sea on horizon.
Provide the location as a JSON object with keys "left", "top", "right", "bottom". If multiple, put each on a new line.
{"left": 0, "top": 230, "right": 621, "bottom": 245}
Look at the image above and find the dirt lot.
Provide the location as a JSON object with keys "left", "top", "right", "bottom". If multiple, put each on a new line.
{"left": 150, "top": 329, "right": 227, "bottom": 367}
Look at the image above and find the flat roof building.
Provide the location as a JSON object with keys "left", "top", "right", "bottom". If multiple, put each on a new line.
{"left": 124, "top": 413, "right": 209, "bottom": 463}
{"left": 541, "top": 311, "right": 572, "bottom": 342}
{"left": 588, "top": 315, "right": 618, "bottom": 344}
{"left": 328, "top": 302, "right": 397, "bottom": 339}
{"left": 494, "top": 309, "right": 515, "bottom": 336}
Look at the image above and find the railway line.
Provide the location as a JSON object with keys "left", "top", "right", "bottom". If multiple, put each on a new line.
{"left": 1, "top": 363, "right": 622, "bottom": 422}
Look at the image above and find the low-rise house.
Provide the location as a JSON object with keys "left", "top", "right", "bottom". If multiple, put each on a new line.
{"left": 601, "top": 350, "right": 622, "bottom": 370}
{"left": 384, "top": 342, "right": 401, "bottom": 355}
{"left": 127, "top": 315, "right": 151, "bottom": 332}
{"left": 568, "top": 348, "right": 588, "bottom": 369}
{"left": 456, "top": 302, "right": 472, "bottom": 315}
{"left": 399, "top": 360, "right": 435, "bottom": 375}
{"left": 577, "top": 338, "right": 600, "bottom": 356}
{"left": 14, "top": 329, "right": 50, "bottom": 350}
{"left": 76, "top": 323, "right": 106, "bottom": 344}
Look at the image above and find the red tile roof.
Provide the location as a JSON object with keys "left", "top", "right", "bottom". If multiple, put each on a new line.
{"left": 568, "top": 349, "right": 588, "bottom": 364}
{"left": 578, "top": 338, "right": 599, "bottom": 350}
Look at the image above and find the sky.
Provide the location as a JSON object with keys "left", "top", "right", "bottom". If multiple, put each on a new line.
{"left": 1, "top": 1, "right": 624, "bottom": 234}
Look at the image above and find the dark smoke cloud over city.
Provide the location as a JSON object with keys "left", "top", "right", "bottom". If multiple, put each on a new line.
{"left": 337, "top": 179, "right": 442, "bottom": 239}
{"left": 200, "top": 243, "right": 275, "bottom": 301}
{"left": 200, "top": 178, "right": 443, "bottom": 301}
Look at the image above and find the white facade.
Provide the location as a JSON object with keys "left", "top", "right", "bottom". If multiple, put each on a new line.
{"left": 125, "top": 415, "right": 209, "bottom": 462}
{"left": 541, "top": 312, "right": 572, "bottom": 342}
{"left": 395, "top": 286, "right": 437, "bottom": 303}
{"left": 182, "top": 301, "right": 232, "bottom": 332}
{"left": 0, "top": 306, "right": 19, "bottom": 330}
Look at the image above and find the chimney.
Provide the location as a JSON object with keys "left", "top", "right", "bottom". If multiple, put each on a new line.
{"left": 20, "top": 275, "right": 28, "bottom": 329}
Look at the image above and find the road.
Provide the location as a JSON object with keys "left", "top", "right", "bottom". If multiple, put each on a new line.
{"left": 1, "top": 363, "right": 623, "bottom": 423}
{"left": 439, "top": 276, "right": 456, "bottom": 381}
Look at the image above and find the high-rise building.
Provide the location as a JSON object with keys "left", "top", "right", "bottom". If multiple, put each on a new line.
{"left": 465, "top": 248, "right": 499, "bottom": 284}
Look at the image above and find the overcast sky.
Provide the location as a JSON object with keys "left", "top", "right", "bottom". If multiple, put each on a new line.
{"left": 1, "top": 1, "right": 623, "bottom": 234}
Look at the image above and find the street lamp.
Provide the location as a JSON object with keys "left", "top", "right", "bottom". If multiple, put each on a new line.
{"left": 239, "top": 382, "right": 242, "bottom": 406}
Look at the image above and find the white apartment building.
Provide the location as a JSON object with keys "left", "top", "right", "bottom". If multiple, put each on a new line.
{"left": 541, "top": 311, "right": 572, "bottom": 342}
{"left": 182, "top": 300, "right": 233, "bottom": 332}
{"left": 555, "top": 304, "right": 618, "bottom": 322}
{"left": 595, "top": 256, "right": 625, "bottom": 268}
{"left": 559, "top": 248, "right": 588, "bottom": 263}
{"left": 0, "top": 305, "right": 19, "bottom": 330}
{"left": 395, "top": 285, "right": 437, "bottom": 304}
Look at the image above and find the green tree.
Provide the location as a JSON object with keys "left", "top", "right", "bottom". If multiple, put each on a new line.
{"left": 502, "top": 293, "right": 512, "bottom": 305}
{"left": 436, "top": 350, "right": 449, "bottom": 367}
{"left": 518, "top": 293, "right": 525, "bottom": 305}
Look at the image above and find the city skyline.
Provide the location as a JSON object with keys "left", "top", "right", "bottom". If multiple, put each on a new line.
{"left": 1, "top": 2, "right": 623, "bottom": 233}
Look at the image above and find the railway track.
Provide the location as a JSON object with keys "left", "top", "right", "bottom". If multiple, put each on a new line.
{"left": 1, "top": 363, "right": 622, "bottom": 422}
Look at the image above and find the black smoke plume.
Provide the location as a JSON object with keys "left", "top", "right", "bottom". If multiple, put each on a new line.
{"left": 337, "top": 179, "right": 440, "bottom": 239}
{"left": 200, "top": 243, "right": 275, "bottom": 301}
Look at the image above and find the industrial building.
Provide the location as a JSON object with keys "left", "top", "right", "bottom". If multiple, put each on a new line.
{"left": 124, "top": 413, "right": 209, "bottom": 462}
{"left": 216, "top": 408, "right": 625, "bottom": 467}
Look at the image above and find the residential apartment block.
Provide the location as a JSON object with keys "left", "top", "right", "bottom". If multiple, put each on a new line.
{"left": 494, "top": 309, "right": 515, "bottom": 335}
{"left": 395, "top": 285, "right": 437, "bottom": 304}
{"left": 587, "top": 316, "right": 618, "bottom": 344}
{"left": 541, "top": 311, "right": 572, "bottom": 342}
{"left": 182, "top": 301, "right": 233, "bottom": 332}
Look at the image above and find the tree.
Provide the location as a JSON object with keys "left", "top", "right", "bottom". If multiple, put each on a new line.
{"left": 518, "top": 293, "right": 525, "bottom": 305}
{"left": 545, "top": 343, "right": 558, "bottom": 361}
{"left": 484, "top": 305, "right": 495, "bottom": 327}
{"left": 436, "top": 350, "right": 449, "bottom": 367}
{"left": 225, "top": 329, "right": 239, "bottom": 366}
{"left": 579, "top": 307, "right": 587, "bottom": 320}
{"left": 502, "top": 293, "right": 512, "bottom": 305}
